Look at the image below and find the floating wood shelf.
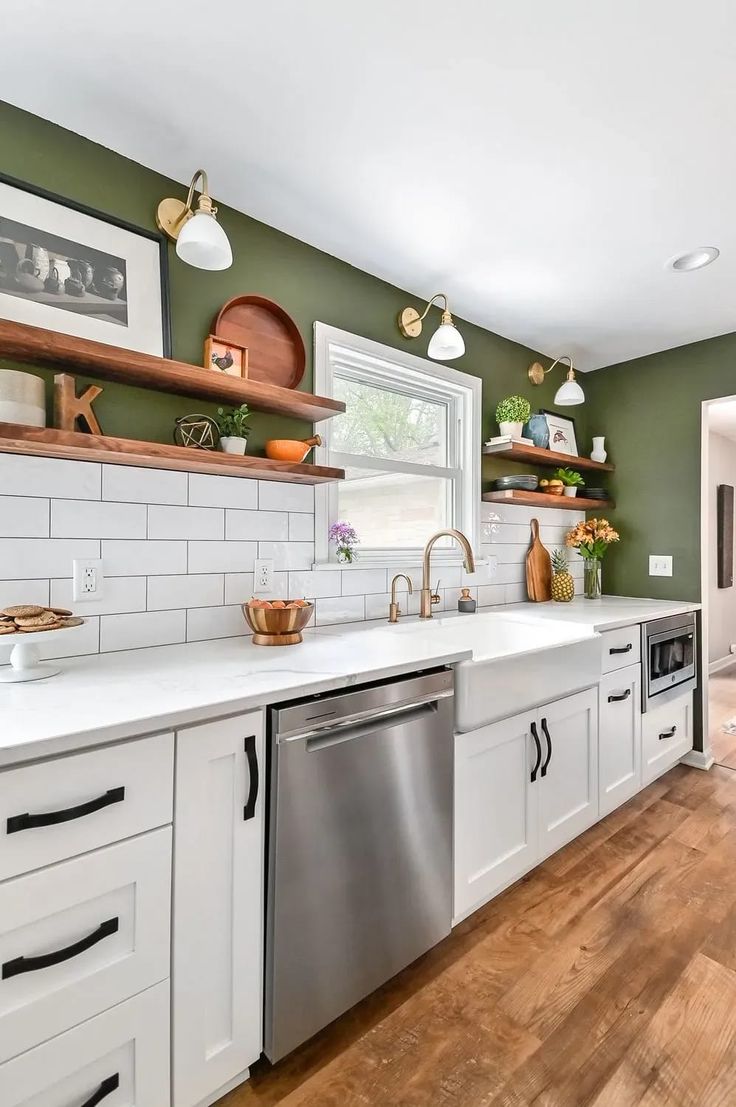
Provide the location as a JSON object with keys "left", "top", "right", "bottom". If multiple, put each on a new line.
{"left": 0, "top": 424, "right": 345, "bottom": 485}
{"left": 0, "top": 319, "right": 345, "bottom": 423}
{"left": 483, "top": 440, "right": 614, "bottom": 473}
{"left": 483, "top": 489, "right": 615, "bottom": 511}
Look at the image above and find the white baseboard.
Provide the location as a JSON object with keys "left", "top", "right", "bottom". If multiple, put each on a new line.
{"left": 709, "top": 654, "right": 736, "bottom": 675}
{"left": 681, "top": 748, "right": 715, "bottom": 771}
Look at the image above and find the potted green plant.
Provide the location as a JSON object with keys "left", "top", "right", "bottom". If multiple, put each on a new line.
{"left": 553, "top": 466, "right": 585, "bottom": 498}
{"left": 495, "top": 395, "right": 531, "bottom": 439}
{"left": 216, "top": 404, "right": 251, "bottom": 455}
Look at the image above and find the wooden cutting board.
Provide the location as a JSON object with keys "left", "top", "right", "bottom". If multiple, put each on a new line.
{"left": 526, "top": 518, "right": 552, "bottom": 602}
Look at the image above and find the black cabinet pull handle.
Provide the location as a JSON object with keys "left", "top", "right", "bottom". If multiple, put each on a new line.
{"left": 530, "top": 722, "right": 542, "bottom": 783}
{"left": 2, "top": 916, "right": 119, "bottom": 980}
{"left": 659, "top": 726, "right": 677, "bottom": 741}
{"left": 540, "top": 718, "right": 553, "bottom": 778}
{"left": 609, "top": 643, "right": 633, "bottom": 655}
{"left": 7, "top": 786, "right": 125, "bottom": 835}
{"left": 243, "top": 735, "right": 259, "bottom": 820}
{"left": 80, "top": 1074, "right": 120, "bottom": 1107}
{"left": 608, "top": 689, "right": 632, "bottom": 703}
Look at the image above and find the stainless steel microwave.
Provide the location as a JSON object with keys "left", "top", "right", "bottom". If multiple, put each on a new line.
{"left": 641, "top": 612, "right": 697, "bottom": 712}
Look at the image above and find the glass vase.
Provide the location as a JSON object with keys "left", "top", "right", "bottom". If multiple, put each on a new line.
{"left": 584, "top": 557, "right": 601, "bottom": 600}
{"left": 336, "top": 546, "right": 354, "bottom": 564}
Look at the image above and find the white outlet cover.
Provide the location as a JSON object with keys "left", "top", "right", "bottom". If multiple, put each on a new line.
{"left": 73, "top": 558, "right": 104, "bottom": 601}
{"left": 253, "top": 558, "right": 274, "bottom": 595}
{"left": 649, "top": 555, "right": 673, "bottom": 577}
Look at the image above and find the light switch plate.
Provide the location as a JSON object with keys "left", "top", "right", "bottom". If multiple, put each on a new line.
{"left": 649, "top": 555, "right": 673, "bottom": 577}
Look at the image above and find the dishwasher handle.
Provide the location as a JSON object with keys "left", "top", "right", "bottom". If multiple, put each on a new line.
{"left": 303, "top": 699, "right": 442, "bottom": 752}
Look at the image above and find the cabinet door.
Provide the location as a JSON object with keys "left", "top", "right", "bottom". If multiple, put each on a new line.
{"left": 173, "top": 711, "right": 264, "bottom": 1107}
{"left": 454, "top": 711, "right": 539, "bottom": 921}
{"left": 642, "top": 692, "right": 693, "bottom": 785}
{"left": 537, "top": 688, "right": 598, "bottom": 859}
{"left": 599, "top": 665, "right": 642, "bottom": 817}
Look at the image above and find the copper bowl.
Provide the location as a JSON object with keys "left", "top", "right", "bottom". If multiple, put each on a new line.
{"left": 241, "top": 601, "right": 314, "bottom": 646}
{"left": 265, "top": 436, "right": 321, "bottom": 463}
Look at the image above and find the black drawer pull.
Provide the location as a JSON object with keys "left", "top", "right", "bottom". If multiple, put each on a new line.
{"left": 243, "top": 735, "right": 259, "bottom": 821}
{"left": 81, "top": 1074, "right": 120, "bottom": 1107}
{"left": 7, "top": 786, "right": 125, "bottom": 835}
{"left": 609, "top": 644, "right": 633, "bottom": 655}
{"left": 530, "top": 721, "right": 542, "bottom": 783}
{"left": 608, "top": 689, "right": 632, "bottom": 703}
{"left": 540, "top": 718, "right": 553, "bottom": 778}
{"left": 659, "top": 726, "right": 677, "bottom": 741}
{"left": 2, "top": 916, "right": 119, "bottom": 980}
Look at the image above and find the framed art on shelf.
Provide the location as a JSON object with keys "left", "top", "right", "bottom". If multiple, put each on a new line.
{"left": 204, "top": 334, "right": 249, "bottom": 378}
{"left": 542, "top": 410, "right": 578, "bottom": 456}
{"left": 0, "top": 172, "right": 171, "bottom": 357}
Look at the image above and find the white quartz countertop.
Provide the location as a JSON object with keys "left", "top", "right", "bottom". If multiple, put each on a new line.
{"left": 0, "top": 596, "right": 698, "bottom": 767}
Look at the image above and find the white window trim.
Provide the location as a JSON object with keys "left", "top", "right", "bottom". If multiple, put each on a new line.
{"left": 313, "top": 322, "right": 481, "bottom": 568}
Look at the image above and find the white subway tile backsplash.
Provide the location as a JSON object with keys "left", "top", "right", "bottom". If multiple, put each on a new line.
{"left": 148, "top": 505, "right": 224, "bottom": 541}
{"left": 505, "top": 583, "right": 527, "bottom": 604}
{"left": 478, "top": 583, "right": 506, "bottom": 607}
{"left": 315, "top": 595, "right": 365, "bottom": 626}
{"left": 341, "top": 568, "right": 387, "bottom": 595}
{"left": 186, "top": 605, "right": 246, "bottom": 642}
{"left": 224, "top": 573, "right": 257, "bottom": 604}
{"left": 0, "top": 579, "right": 50, "bottom": 608}
{"left": 288, "top": 569, "right": 342, "bottom": 599}
{"left": 103, "top": 465, "right": 187, "bottom": 505}
{"left": 51, "top": 576, "right": 147, "bottom": 617}
{"left": 288, "top": 513, "right": 315, "bottom": 541}
{"left": 0, "top": 538, "right": 99, "bottom": 579}
{"left": 226, "top": 510, "right": 288, "bottom": 542}
{"left": 0, "top": 496, "right": 49, "bottom": 537}
{"left": 100, "top": 610, "right": 186, "bottom": 652}
{"left": 147, "top": 574, "right": 224, "bottom": 611}
{"left": 188, "top": 541, "right": 258, "bottom": 574}
{"left": 258, "top": 541, "right": 314, "bottom": 571}
{"left": 52, "top": 499, "right": 147, "bottom": 539}
{"left": 258, "top": 481, "right": 314, "bottom": 513}
{"left": 104, "top": 540, "right": 187, "bottom": 577}
{"left": 0, "top": 454, "right": 100, "bottom": 500}
{"left": 188, "top": 473, "right": 258, "bottom": 510}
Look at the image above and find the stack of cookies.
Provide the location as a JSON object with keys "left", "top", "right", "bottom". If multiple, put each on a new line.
{"left": 0, "top": 605, "right": 83, "bottom": 636}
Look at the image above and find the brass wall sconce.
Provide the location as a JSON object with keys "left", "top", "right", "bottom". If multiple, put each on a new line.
{"left": 527, "top": 354, "right": 585, "bottom": 406}
{"left": 156, "top": 169, "right": 233, "bottom": 271}
{"left": 398, "top": 292, "right": 465, "bottom": 361}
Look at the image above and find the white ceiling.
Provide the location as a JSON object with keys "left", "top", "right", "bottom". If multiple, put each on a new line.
{"left": 3, "top": 0, "right": 736, "bottom": 370}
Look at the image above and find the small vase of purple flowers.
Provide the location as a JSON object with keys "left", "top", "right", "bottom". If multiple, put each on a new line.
{"left": 329, "top": 521, "right": 359, "bottom": 564}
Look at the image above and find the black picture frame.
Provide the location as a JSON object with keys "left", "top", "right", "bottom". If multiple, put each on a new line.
{"left": 540, "top": 409, "right": 578, "bottom": 456}
{"left": 0, "top": 170, "right": 172, "bottom": 358}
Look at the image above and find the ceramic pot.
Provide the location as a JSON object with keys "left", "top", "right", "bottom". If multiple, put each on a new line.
{"left": 499, "top": 421, "right": 523, "bottom": 439}
{"left": 64, "top": 276, "right": 85, "bottom": 297}
{"left": 24, "top": 244, "right": 49, "bottom": 282}
{"left": 94, "top": 266, "right": 125, "bottom": 300}
{"left": 591, "top": 436, "right": 607, "bottom": 463}
{"left": 44, "top": 267, "right": 61, "bottom": 294}
{"left": 71, "top": 259, "right": 94, "bottom": 289}
{"left": 525, "top": 413, "right": 550, "bottom": 448}
{"left": 0, "top": 369, "right": 45, "bottom": 427}
{"left": 220, "top": 436, "right": 248, "bottom": 455}
{"left": 563, "top": 486, "right": 578, "bottom": 498}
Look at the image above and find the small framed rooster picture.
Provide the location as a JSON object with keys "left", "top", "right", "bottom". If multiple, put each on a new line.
{"left": 204, "top": 334, "right": 249, "bottom": 379}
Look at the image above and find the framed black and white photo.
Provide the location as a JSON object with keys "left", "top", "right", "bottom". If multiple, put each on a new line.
{"left": 0, "top": 173, "right": 171, "bottom": 357}
{"left": 542, "top": 410, "right": 578, "bottom": 456}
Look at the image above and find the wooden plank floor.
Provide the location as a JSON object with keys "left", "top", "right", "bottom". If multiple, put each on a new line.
{"left": 709, "top": 667, "right": 736, "bottom": 768}
{"left": 219, "top": 763, "right": 736, "bottom": 1107}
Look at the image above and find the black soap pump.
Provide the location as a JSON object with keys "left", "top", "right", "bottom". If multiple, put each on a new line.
{"left": 458, "top": 588, "right": 477, "bottom": 613}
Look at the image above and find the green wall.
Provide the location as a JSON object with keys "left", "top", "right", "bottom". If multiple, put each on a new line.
{"left": 585, "top": 333, "right": 736, "bottom": 601}
{"left": 0, "top": 100, "right": 588, "bottom": 475}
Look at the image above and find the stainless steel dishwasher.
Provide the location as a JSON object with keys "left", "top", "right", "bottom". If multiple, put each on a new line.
{"left": 264, "top": 667, "right": 454, "bottom": 1062}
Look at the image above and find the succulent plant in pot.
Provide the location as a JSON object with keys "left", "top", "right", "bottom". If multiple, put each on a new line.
{"left": 216, "top": 404, "right": 252, "bottom": 455}
{"left": 495, "top": 395, "right": 531, "bottom": 439}
{"left": 553, "top": 467, "right": 585, "bottom": 498}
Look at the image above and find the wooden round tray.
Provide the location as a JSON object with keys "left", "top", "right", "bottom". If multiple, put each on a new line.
{"left": 212, "top": 295, "right": 306, "bottom": 389}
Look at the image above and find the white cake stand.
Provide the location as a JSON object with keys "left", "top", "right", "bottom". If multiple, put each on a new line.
{"left": 0, "top": 621, "right": 86, "bottom": 683}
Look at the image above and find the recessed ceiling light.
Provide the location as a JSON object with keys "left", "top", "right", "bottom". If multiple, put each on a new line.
{"left": 668, "top": 247, "right": 720, "bottom": 272}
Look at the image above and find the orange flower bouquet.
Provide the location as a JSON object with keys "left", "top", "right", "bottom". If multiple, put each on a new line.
{"left": 565, "top": 518, "right": 619, "bottom": 599}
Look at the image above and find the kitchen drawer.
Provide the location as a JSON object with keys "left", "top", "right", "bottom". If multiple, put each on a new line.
{"left": 642, "top": 692, "right": 693, "bottom": 785}
{"left": 599, "top": 664, "right": 641, "bottom": 816}
{"left": 0, "top": 827, "right": 171, "bottom": 1063}
{"left": 0, "top": 979, "right": 170, "bottom": 1107}
{"left": 0, "top": 732, "right": 173, "bottom": 882}
{"left": 601, "top": 626, "right": 641, "bottom": 673}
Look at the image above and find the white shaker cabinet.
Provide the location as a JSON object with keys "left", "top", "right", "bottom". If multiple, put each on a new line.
{"left": 173, "top": 711, "right": 265, "bottom": 1107}
{"left": 599, "top": 664, "right": 642, "bottom": 816}
{"left": 455, "top": 687, "right": 598, "bottom": 921}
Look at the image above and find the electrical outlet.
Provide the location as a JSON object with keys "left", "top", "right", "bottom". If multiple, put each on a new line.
{"left": 253, "top": 558, "right": 274, "bottom": 594}
{"left": 73, "top": 558, "right": 104, "bottom": 601}
{"left": 649, "top": 555, "right": 673, "bottom": 577}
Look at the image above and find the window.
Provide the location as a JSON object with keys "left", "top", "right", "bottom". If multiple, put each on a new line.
{"left": 314, "top": 323, "right": 481, "bottom": 565}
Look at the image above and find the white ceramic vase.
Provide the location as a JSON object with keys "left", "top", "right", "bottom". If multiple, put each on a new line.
{"left": 563, "top": 486, "right": 578, "bottom": 498}
{"left": 0, "top": 369, "right": 45, "bottom": 427}
{"left": 591, "top": 436, "right": 607, "bottom": 463}
{"left": 499, "top": 421, "right": 523, "bottom": 439}
{"left": 219, "top": 437, "right": 248, "bottom": 455}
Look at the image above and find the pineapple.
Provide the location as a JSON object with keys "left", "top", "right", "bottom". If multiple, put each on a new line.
{"left": 551, "top": 549, "right": 575, "bottom": 602}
